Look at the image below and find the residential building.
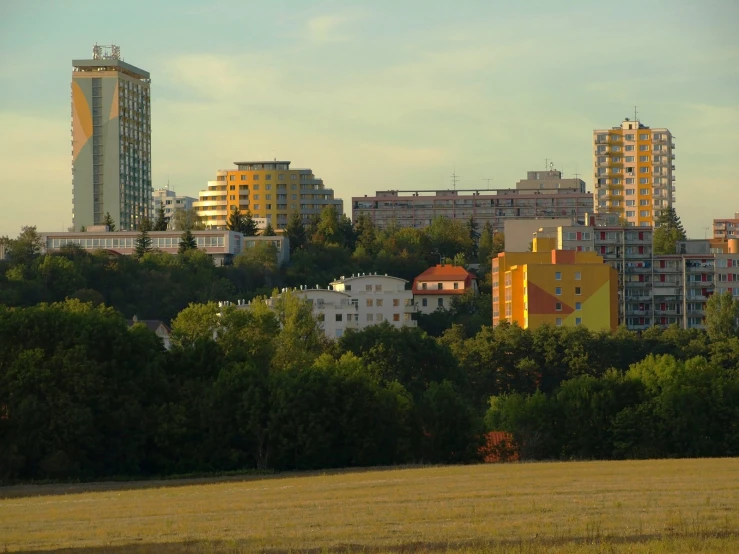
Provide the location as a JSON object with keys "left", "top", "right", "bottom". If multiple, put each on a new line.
{"left": 713, "top": 212, "right": 739, "bottom": 240}
{"left": 352, "top": 168, "right": 593, "bottom": 233}
{"left": 412, "top": 265, "right": 478, "bottom": 314}
{"left": 128, "top": 316, "right": 172, "bottom": 350}
{"left": 40, "top": 230, "right": 289, "bottom": 265}
{"left": 72, "top": 44, "right": 151, "bottom": 231}
{"left": 256, "top": 273, "right": 417, "bottom": 339}
{"left": 152, "top": 188, "right": 196, "bottom": 229}
{"left": 492, "top": 249, "right": 618, "bottom": 331}
{"left": 193, "top": 160, "right": 343, "bottom": 231}
{"left": 0, "top": 242, "right": 6, "bottom": 261}
{"left": 593, "top": 118, "right": 675, "bottom": 228}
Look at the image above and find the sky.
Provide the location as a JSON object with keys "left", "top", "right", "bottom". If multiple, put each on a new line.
{"left": 1, "top": 0, "right": 738, "bottom": 238}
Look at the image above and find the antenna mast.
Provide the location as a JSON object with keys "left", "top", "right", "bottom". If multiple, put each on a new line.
{"left": 482, "top": 178, "right": 492, "bottom": 189}
{"left": 451, "top": 168, "right": 459, "bottom": 191}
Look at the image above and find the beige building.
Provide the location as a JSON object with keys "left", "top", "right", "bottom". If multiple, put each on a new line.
{"left": 412, "top": 265, "right": 479, "bottom": 314}
{"left": 593, "top": 118, "right": 675, "bottom": 227}
{"left": 72, "top": 44, "right": 151, "bottom": 231}
{"left": 352, "top": 168, "right": 593, "bottom": 233}
{"left": 713, "top": 212, "right": 739, "bottom": 240}
{"left": 193, "top": 160, "right": 343, "bottom": 231}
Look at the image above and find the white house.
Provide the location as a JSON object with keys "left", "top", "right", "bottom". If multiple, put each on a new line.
{"left": 412, "top": 265, "right": 479, "bottom": 315}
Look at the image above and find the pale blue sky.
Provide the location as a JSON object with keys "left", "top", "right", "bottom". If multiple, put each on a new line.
{"left": 1, "top": 0, "right": 737, "bottom": 237}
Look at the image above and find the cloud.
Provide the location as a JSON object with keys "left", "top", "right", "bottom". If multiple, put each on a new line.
{"left": 305, "top": 13, "right": 360, "bottom": 44}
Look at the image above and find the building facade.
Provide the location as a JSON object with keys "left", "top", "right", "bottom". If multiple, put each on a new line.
{"left": 352, "top": 169, "right": 593, "bottom": 232}
{"left": 193, "top": 160, "right": 343, "bottom": 231}
{"left": 593, "top": 118, "right": 675, "bottom": 228}
{"left": 492, "top": 249, "right": 618, "bottom": 331}
{"left": 72, "top": 44, "right": 152, "bottom": 231}
{"left": 258, "top": 274, "right": 417, "bottom": 340}
{"left": 713, "top": 213, "right": 739, "bottom": 240}
{"left": 412, "top": 265, "right": 478, "bottom": 314}
{"left": 153, "top": 188, "right": 196, "bottom": 229}
{"left": 40, "top": 230, "right": 289, "bottom": 265}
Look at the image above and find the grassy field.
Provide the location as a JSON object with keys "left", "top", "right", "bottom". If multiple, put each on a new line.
{"left": 1, "top": 459, "right": 738, "bottom": 553}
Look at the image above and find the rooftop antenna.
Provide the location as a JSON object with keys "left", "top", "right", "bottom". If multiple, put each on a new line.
{"left": 634, "top": 105, "right": 639, "bottom": 125}
{"left": 451, "top": 167, "right": 459, "bottom": 191}
{"left": 703, "top": 226, "right": 709, "bottom": 239}
{"left": 482, "top": 178, "right": 492, "bottom": 189}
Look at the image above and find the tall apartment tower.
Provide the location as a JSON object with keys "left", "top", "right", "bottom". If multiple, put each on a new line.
{"left": 593, "top": 118, "right": 675, "bottom": 227}
{"left": 72, "top": 44, "right": 152, "bottom": 231}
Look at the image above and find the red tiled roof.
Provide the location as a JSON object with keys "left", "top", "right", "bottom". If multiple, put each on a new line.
{"left": 412, "top": 265, "right": 476, "bottom": 295}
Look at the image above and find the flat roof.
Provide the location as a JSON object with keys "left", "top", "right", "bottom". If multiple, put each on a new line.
{"left": 234, "top": 161, "right": 291, "bottom": 165}
{"left": 72, "top": 58, "right": 150, "bottom": 79}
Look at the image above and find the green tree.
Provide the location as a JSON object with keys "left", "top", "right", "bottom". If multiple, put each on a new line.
{"left": 227, "top": 207, "right": 244, "bottom": 233}
{"left": 242, "top": 209, "right": 259, "bottom": 236}
{"left": 425, "top": 216, "right": 474, "bottom": 261}
{"left": 704, "top": 291, "right": 739, "bottom": 342}
{"left": 178, "top": 230, "right": 197, "bottom": 254}
{"left": 262, "top": 222, "right": 276, "bottom": 236}
{"left": 102, "top": 212, "right": 116, "bottom": 232}
{"left": 172, "top": 208, "right": 205, "bottom": 231}
{"left": 4, "top": 226, "right": 43, "bottom": 266}
{"left": 134, "top": 218, "right": 153, "bottom": 258}
{"left": 466, "top": 215, "right": 479, "bottom": 259}
{"left": 271, "top": 289, "right": 326, "bottom": 372}
{"left": 285, "top": 212, "right": 307, "bottom": 253}
{"left": 234, "top": 242, "right": 280, "bottom": 289}
{"left": 653, "top": 208, "right": 687, "bottom": 255}
{"left": 153, "top": 204, "right": 168, "bottom": 231}
{"left": 354, "top": 213, "right": 377, "bottom": 255}
{"left": 311, "top": 205, "right": 342, "bottom": 246}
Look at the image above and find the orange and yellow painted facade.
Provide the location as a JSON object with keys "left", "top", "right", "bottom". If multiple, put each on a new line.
{"left": 492, "top": 249, "right": 618, "bottom": 331}
{"left": 193, "top": 161, "right": 343, "bottom": 231}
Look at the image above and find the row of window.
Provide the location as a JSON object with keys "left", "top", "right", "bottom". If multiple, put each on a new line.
{"left": 48, "top": 236, "right": 226, "bottom": 249}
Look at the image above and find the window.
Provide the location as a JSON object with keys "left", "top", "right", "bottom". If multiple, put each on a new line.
{"left": 422, "top": 298, "right": 428, "bottom": 307}
{"left": 453, "top": 282, "right": 459, "bottom": 289}
{"left": 626, "top": 178, "right": 635, "bottom": 184}
{"left": 376, "top": 299, "right": 383, "bottom": 307}
{"left": 375, "top": 285, "right": 382, "bottom": 291}
{"left": 265, "top": 176, "right": 272, "bottom": 182}
{"left": 437, "top": 283, "right": 443, "bottom": 290}
{"left": 229, "top": 195, "right": 235, "bottom": 200}
{"left": 576, "top": 302, "right": 581, "bottom": 311}
{"left": 253, "top": 175, "right": 259, "bottom": 180}
{"left": 366, "top": 299, "right": 373, "bottom": 307}
{"left": 640, "top": 188, "right": 649, "bottom": 195}
{"left": 555, "top": 287, "right": 562, "bottom": 295}
{"left": 366, "top": 314, "right": 374, "bottom": 322}
{"left": 639, "top": 133, "right": 649, "bottom": 140}
{"left": 393, "top": 299, "right": 399, "bottom": 307}
{"left": 335, "top": 314, "right": 343, "bottom": 322}
{"left": 575, "top": 317, "right": 582, "bottom": 325}
{"left": 393, "top": 313, "right": 400, "bottom": 322}
{"left": 335, "top": 328, "right": 343, "bottom": 338}
{"left": 438, "top": 298, "right": 444, "bottom": 307}
{"left": 625, "top": 145, "right": 634, "bottom": 151}
{"left": 640, "top": 199, "right": 650, "bottom": 206}
{"left": 555, "top": 271, "right": 562, "bottom": 280}
{"left": 229, "top": 175, "right": 235, "bottom": 181}
{"left": 625, "top": 156, "right": 635, "bottom": 163}
{"left": 278, "top": 174, "right": 284, "bottom": 180}
{"left": 626, "top": 210, "right": 635, "bottom": 217}
{"left": 555, "top": 318, "right": 562, "bottom": 326}
{"left": 376, "top": 314, "right": 384, "bottom": 322}
{"left": 253, "top": 184, "right": 259, "bottom": 190}
{"left": 555, "top": 302, "right": 562, "bottom": 311}
{"left": 626, "top": 200, "right": 636, "bottom": 207}
{"left": 639, "top": 144, "right": 649, "bottom": 151}
{"left": 291, "top": 174, "right": 297, "bottom": 180}
{"left": 575, "top": 286, "right": 581, "bottom": 295}
{"left": 640, "top": 167, "right": 650, "bottom": 173}
{"left": 366, "top": 285, "right": 372, "bottom": 292}
{"left": 625, "top": 134, "right": 634, "bottom": 141}
{"left": 229, "top": 185, "right": 235, "bottom": 190}
{"left": 640, "top": 210, "right": 650, "bottom": 217}
{"left": 253, "top": 204, "right": 260, "bottom": 210}
{"left": 422, "top": 283, "right": 427, "bottom": 290}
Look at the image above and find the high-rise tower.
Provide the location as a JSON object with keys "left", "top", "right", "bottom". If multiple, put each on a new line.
{"left": 71, "top": 44, "right": 151, "bottom": 231}
{"left": 593, "top": 118, "right": 675, "bottom": 227}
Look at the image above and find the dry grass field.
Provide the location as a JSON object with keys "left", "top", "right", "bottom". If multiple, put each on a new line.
{"left": 1, "top": 459, "right": 738, "bottom": 553}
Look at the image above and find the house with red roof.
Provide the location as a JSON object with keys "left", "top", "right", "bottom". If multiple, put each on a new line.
{"left": 412, "top": 265, "right": 479, "bottom": 314}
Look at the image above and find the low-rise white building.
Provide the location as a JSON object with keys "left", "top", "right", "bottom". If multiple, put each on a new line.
{"left": 153, "top": 188, "right": 197, "bottom": 229}
{"left": 40, "top": 230, "right": 289, "bottom": 265}
{"left": 257, "top": 273, "right": 418, "bottom": 340}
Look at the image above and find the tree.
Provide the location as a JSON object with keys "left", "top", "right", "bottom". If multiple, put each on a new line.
{"left": 172, "top": 208, "right": 205, "bottom": 232}
{"left": 134, "top": 218, "right": 153, "bottom": 257}
{"left": 285, "top": 212, "right": 307, "bottom": 253}
{"left": 653, "top": 208, "right": 687, "bottom": 255}
{"left": 354, "top": 213, "right": 377, "bottom": 255}
{"left": 102, "top": 212, "right": 116, "bottom": 232}
{"left": 153, "top": 204, "right": 168, "bottom": 231}
{"left": 3, "top": 226, "right": 43, "bottom": 266}
{"left": 227, "top": 207, "right": 244, "bottom": 233}
{"left": 262, "top": 222, "right": 276, "bottom": 236}
{"left": 239, "top": 209, "right": 259, "bottom": 236}
{"left": 705, "top": 291, "right": 739, "bottom": 342}
{"left": 178, "top": 230, "right": 197, "bottom": 254}
{"left": 466, "top": 216, "right": 479, "bottom": 259}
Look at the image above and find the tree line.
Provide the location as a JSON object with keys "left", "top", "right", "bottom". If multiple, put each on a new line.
{"left": 2, "top": 292, "right": 739, "bottom": 483}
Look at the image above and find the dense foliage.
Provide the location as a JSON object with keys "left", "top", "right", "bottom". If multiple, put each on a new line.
{"left": 1, "top": 295, "right": 738, "bottom": 483}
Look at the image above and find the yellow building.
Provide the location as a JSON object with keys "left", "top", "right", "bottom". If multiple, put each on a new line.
{"left": 193, "top": 160, "right": 343, "bottom": 231}
{"left": 492, "top": 248, "right": 618, "bottom": 331}
{"left": 593, "top": 118, "right": 674, "bottom": 228}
